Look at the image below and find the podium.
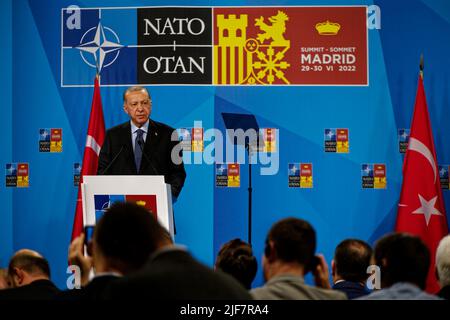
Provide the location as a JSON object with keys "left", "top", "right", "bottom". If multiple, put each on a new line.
{"left": 81, "top": 175, "right": 174, "bottom": 239}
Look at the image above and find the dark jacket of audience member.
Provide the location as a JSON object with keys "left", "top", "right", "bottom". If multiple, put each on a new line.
{"left": 332, "top": 239, "right": 372, "bottom": 299}
{"left": 62, "top": 202, "right": 164, "bottom": 300}
{"left": 0, "top": 250, "right": 60, "bottom": 300}
{"left": 359, "top": 233, "right": 440, "bottom": 300}
{"left": 105, "top": 231, "right": 252, "bottom": 300}
{"left": 215, "top": 238, "right": 257, "bottom": 289}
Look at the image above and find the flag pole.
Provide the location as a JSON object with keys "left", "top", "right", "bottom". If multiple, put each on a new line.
{"left": 419, "top": 53, "right": 424, "bottom": 79}
{"left": 95, "top": 60, "right": 100, "bottom": 82}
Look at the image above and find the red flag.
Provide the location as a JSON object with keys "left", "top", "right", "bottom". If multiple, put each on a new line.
{"left": 71, "top": 76, "right": 105, "bottom": 240}
{"left": 396, "top": 75, "right": 449, "bottom": 293}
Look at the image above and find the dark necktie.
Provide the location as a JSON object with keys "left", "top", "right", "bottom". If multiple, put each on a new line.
{"left": 134, "top": 129, "right": 144, "bottom": 172}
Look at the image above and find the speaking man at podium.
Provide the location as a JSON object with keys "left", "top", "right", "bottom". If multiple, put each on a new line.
{"left": 97, "top": 86, "right": 186, "bottom": 201}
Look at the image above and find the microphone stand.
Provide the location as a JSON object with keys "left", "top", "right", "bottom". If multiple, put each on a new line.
{"left": 98, "top": 145, "right": 124, "bottom": 175}
{"left": 137, "top": 140, "right": 158, "bottom": 175}
{"left": 246, "top": 142, "right": 253, "bottom": 245}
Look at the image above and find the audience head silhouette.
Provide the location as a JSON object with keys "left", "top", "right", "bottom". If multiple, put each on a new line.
{"left": 93, "top": 201, "right": 165, "bottom": 275}
{"left": 333, "top": 239, "right": 372, "bottom": 283}
{"left": 215, "top": 238, "right": 257, "bottom": 289}
{"left": 374, "top": 233, "right": 430, "bottom": 289}
{"left": 8, "top": 249, "right": 50, "bottom": 288}
{"left": 436, "top": 235, "right": 450, "bottom": 289}
{"left": 263, "top": 217, "right": 316, "bottom": 280}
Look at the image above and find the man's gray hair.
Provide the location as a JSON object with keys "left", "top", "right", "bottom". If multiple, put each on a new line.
{"left": 436, "top": 235, "right": 450, "bottom": 287}
{"left": 123, "top": 86, "right": 151, "bottom": 103}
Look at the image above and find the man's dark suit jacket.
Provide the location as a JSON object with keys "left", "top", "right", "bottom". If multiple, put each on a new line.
{"left": 98, "top": 120, "right": 186, "bottom": 198}
{"left": 58, "top": 275, "right": 119, "bottom": 301}
{"left": 105, "top": 249, "right": 252, "bottom": 300}
{"left": 438, "top": 285, "right": 450, "bottom": 300}
{"left": 332, "top": 280, "right": 371, "bottom": 300}
{"left": 0, "top": 279, "right": 60, "bottom": 300}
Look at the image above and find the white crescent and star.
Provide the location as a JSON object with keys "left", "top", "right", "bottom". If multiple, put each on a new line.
{"left": 408, "top": 137, "right": 437, "bottom": 184}
{"left": 398, "top": 137, "right": 442, "bottom": 226}
{"left": 412, "top": 194, "right": 443, "bottom": 226}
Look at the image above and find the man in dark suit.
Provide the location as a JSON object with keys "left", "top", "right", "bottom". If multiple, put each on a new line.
{"left": 331, "top": 239, "right": 372, "bottom": 299}
{"left": 106, "top": 219, "right": 252, "bottom": 300}
{"left": 359, "top": 233, "right": 440, "bottom": 300}
{"left": 97, "top": 86, "right": 186, "bottom": 200}
{"left": 63, "top": 202, "right": 163, "bottom": 300}
{"left": 0, "top": 249, "right": 60, "bottom": 300}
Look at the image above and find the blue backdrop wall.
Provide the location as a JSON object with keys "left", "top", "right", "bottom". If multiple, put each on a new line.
{"left": 1, "top": 0, "right": 450, "bottom": 289}
{"left": 0, "top": 0, "right": 13, "bottom": 268}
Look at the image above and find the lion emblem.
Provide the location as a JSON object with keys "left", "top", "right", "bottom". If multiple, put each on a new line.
{"left": 255, "top": 11, "right": 290, "bottom": 46}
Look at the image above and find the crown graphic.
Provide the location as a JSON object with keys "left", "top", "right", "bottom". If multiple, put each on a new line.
{"left": 136, "top": 200, "right": 146, "bottom": 207}
{"left": 315, "top": 20, "right": 341, "bottom": 35}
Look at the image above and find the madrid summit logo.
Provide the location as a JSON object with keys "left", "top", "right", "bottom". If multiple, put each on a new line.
{"left": 39, "top": 128, "right": 62, "bottom": 153}
{"left": 362, "top": 164, "right": 386, "bottom": 189}
{"left": 5, "top": 163, "right": 29, "bottom": 188}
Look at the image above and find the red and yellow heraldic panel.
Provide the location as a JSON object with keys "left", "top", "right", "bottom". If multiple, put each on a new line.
{"left": 213, "top": 6, "right": 367, "bottom": 85}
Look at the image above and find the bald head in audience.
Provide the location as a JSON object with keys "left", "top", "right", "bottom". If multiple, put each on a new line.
{"left": 8, "top": 249, "right": 51, "bottom": 288}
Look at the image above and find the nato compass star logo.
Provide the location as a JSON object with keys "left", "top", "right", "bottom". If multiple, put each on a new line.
{"left": 289, "top": 163, "right": 299, "bottom": 176}
{"left": 362, "top": 164, "right": 373, "bottom": 177}
{"left": 76, "top": 22, "right": 123, "bottom": 72}
{"left": 439, "top": 166, "right": 448, "bottom": 179}
{"left": 40, "top": 129, "right": 50, "bottom": 141}
{"left": 179, "top": 129, "right": 191, "bottom": 141}
{"left": 398, "top": 129, "right": 410, "bottom": 142}
{"left": 324, "top": 129, "right": 336, "bottom": 141}
{"left": 216, "top": 164, "right": 227, "bottom": 176}
{"left": 74, "top": 163, "right": 81, "bottom": 175}
{"left": 6, "top": 164, "right": 17, "bottom": 176}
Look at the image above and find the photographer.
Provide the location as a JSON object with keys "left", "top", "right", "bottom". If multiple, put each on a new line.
{"left": 251, "top": 218, "right": 346, "bottom": 300}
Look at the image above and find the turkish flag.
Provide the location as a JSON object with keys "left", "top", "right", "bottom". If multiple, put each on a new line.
{"left": 396, "top": 75, "right": 449, "bottom": 293}
{"left": 71, "top": 76, "right": 106, "bottom": 240}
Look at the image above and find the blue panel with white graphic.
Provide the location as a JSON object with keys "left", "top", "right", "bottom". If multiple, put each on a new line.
{"left": 62, "top": 9, "right": 100, "bottom": 47}
{"left": 73, "top": 163, "right": 81, "bottom": 175}
{"left": 398, "top": 129, "right": 410, "bottom": 142}
{"left": 439, "top": 166, "right": 448, "bottom": 179}
{"left": 39, "top": 129, "right": 50, "bottom": 141}
{"left": 288, "top": 163, "right": 300, "bottom": 177}
{"left": 324, "top": 129, "right": 336, "bottom": 142}
{"left": 216, "top": 164, "right": 227, "bottom": 176}
{"left": 362, "top": 164, "right": 374, "bottom": 178}
{"left": 108, "top": 194, "right": 126, "bottom": 204}
{"left": 100, "top": 47, "right": 137, "bottom": 85}
{"left": 94, "top": 194, "right": 109, "bottom": 223}
{"left": 62, "top": 8, "right": 138, "bottom": 86}
{"left": 5, "top": 163, "right": 16, "bottom": 177}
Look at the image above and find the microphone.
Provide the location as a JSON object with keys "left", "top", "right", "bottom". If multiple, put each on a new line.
{"left": 137, "top": 139, "right": 158, "bottom": 175}
{"left": 98, "top": 145, "right": 125, "bottom": 175}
